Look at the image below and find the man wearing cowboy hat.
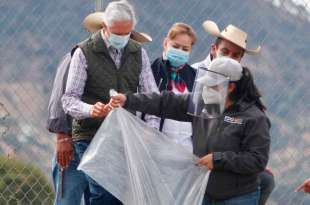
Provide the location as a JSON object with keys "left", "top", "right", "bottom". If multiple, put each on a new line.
{"left": 59, "top": 1, "right": 159, "bottom": 204}
{"left": 192, "top": 20, "right": 275, "bottom": 205}
{"left": 192, "top": 20, "right": 261, "bottom": 68}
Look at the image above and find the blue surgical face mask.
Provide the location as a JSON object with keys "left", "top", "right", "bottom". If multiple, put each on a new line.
{"left": 108, "top": 32, "right": 131, "bottom": 49}
{"left": 165, "top": 47, "right": 190, "bottom": 67}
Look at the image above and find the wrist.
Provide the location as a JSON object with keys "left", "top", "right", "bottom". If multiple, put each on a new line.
{"left": 84, "top": 104, "right": 93, "bottom": 118}
{"left": 56, "top": 133, "right": 72, "bottom": 140}
{"left": 122, "top": 94, "right": 129, "bottom": 108}
{"left": 212, "top": 152, "right": 223, "bottom": 168}
{"left": 57, "top": 137, "right": 72, "bottom": 144}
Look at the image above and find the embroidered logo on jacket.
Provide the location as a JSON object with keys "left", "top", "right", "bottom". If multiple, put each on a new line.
{"left": 224, "top": 116, "right": 243, "bottom": 125}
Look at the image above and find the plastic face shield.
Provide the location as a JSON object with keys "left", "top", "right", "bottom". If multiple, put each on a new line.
{"left": 187, "top": 67, "right": 229, "bottom": 119}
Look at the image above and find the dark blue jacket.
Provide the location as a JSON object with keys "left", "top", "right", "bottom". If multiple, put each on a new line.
{"left": 151, "top": 57, "right": 196, "bottom": 92}
{"left": 151, "top": 57, "right": 196, "bottom": 130}
{"left": 125, "top": 91, "right": 270, "bottom": 200}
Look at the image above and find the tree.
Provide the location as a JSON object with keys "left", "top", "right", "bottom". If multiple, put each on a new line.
{"left": 0, "top": 155, "right": 54, "bottom": 205}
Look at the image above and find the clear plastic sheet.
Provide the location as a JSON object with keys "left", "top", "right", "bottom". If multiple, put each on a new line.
{"left": 78, "top": 107, "right": 209, "bottom": 205}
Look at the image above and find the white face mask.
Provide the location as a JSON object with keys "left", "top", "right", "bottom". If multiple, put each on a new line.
{"left": 215, "top": 52, "right": 225, "bottom": 59}
{"left": 201, "top": 86, "right": 225, "bottom": 105}
{"left": 108, "top": 32, "right": 131, "bottom": 49}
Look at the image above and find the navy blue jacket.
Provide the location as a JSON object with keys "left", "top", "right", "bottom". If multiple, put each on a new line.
{"left": 151, "top": 57, "right": 196, "bottom": 131}
{"left": 151, "top": 57, "right": 196, "bottom": 92}
{"left": 125, "top": 91, "right": 270, "bottom": 200}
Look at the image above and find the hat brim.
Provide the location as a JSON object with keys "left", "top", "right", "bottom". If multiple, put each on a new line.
{"left": 202, "top": 20, "right": 261, "bottom": 55}
{"left": 83, "top": 12, "right": 105, "bottom": 32}
{"left": 131, "top": 30, "right": 152, "bottom": 43}
{"left": 83, "top": 12, "right": 152, "bottom": 43}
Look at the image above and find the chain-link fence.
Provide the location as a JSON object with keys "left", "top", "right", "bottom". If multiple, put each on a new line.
{"left": 0, "top": 0, "right": 309, "bottom": 204}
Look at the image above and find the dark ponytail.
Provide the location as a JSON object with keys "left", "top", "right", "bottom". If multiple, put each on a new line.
{"left": 230, "top": 66, "right": 266, "bottom": 112}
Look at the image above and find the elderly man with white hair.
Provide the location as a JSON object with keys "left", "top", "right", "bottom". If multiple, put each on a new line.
{"left": 60, "top": 1, "right": 159, "bottom": 205}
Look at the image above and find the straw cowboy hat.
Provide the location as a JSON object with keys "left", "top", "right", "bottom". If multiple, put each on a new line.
{"left": 202, "top": 20, "right": 261, "bottom": 55}
{"left": 83, "top": 12, "right": 152, "bottom": 43}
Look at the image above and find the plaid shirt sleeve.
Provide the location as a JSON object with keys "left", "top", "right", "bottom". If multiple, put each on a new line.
{"left": 138, "top": 48, "right": 160, "bottom": 129}
{"left": 62, "top": 48, "right": 92, "bottom": 119}
{"left": 138, "top": 48, "right": 160, "bottom": 93}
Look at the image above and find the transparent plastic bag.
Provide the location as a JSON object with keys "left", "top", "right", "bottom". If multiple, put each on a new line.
{"left": 78, "top": 107, "right": 209, "bottom": 205}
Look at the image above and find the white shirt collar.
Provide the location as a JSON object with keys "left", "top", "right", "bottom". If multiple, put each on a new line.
{"left": 201, "top": 53, "right": 212, "bottom": 68}
{"left": 191, "top": 53, "right": 212, "bottom": 69}
{"left": 100, "top": 29, "right": 111, "bottom": 48}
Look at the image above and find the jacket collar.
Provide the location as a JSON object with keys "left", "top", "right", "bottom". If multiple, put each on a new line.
{"left": 225, "top": 100, "right": 256, "bottom": 113}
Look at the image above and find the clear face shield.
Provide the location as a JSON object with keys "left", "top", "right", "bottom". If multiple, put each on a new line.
{"left": 187, "top": 67, "right": 230, "bottom": 119}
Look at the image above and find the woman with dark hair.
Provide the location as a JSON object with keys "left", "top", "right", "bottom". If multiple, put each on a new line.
{"left": 229, "top": 66, "right": 266, "bottom": 111}
{"left": 110, "top": 57, "right": 271, "bottom": 205}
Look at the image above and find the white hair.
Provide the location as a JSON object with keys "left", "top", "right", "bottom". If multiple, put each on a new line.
{"left": 104, "top": 0, "right": 137, "bottom": 27}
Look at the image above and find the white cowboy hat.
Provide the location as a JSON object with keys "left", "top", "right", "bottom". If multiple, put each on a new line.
{"left": 83, "top": 12, "right": 152, "bottom": 43}
{"left": 202, "top": 20, "right": 261, "bottom": 55}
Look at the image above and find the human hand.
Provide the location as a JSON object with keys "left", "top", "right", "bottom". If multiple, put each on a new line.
{"left": 56, "top": 133, "right": 73, "bottom": 168}
{"left": 90, "top": 102, "right": 111, "bottom": 118}
{"left": 110, "top": 93, "right": 127, "bottom": 108}
{"left": 196, "top": 153, "right": 214, "bottom": 170}
{"left": 265, "top": 167, "right": 274, "bottom": 176}
{"left": 295, "top": 178, "right": 310, "bottom": 193}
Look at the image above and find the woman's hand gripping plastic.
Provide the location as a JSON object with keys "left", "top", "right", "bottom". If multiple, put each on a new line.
{"left": 109, "top": 89, "right": 127, "bottom": 108}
